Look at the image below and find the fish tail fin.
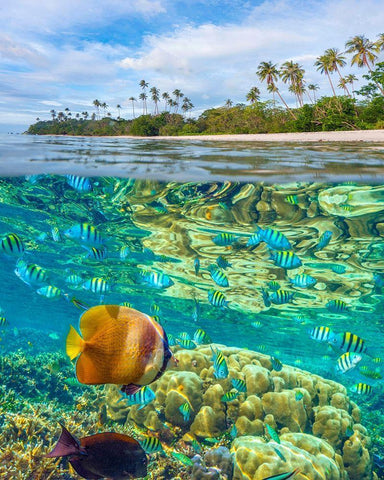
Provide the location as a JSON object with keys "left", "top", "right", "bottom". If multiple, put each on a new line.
{"left": 45, "top": 424, "right": 81, "bottom": 458}
{"left": 66, "top": 326, "right": 85, "bottom": 360}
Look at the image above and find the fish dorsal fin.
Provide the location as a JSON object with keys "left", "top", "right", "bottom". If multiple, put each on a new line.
{"left": 79, "top": 304, "right": 122, "bottom": 340}
{"left": 45, "top": 424, "right": 82, "bottom": 458}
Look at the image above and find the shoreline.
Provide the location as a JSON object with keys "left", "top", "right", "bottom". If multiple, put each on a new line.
{"left": 117, "top": 129, "right": 384, "bottom": 142}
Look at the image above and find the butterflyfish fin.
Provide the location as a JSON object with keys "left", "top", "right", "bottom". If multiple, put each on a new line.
{"left": 66, "top": 325, "right": 85, "bottom": 360}
{"left": 121, "top": 384, "right": 142, "bottom": 396}
{"left": 79, "top": 304, "right": 121, "bottom": 341}
{"left": 45, "top": 424, "right": 83, "bottom": 458}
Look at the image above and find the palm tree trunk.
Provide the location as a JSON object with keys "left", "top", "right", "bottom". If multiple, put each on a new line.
{"left": 335, "top": 66, "right": 351, "bottom": 97}
{"left": 326, "top": 72, "right": 337, "bottom": 97}
{"left": 276, "top": 91, "right": 297, "bottom": 119}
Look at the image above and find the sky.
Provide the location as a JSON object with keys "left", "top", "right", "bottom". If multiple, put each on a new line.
{"left": 0, "top": 0, "right": 383, "bottom": 131}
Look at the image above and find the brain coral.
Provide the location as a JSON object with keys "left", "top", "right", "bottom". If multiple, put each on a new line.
{"left": 104, "top": 343, "right": 376, "bottom": 479}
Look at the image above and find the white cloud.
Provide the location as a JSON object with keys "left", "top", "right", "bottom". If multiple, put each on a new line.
{"left": 40, "top": 101, "right": 62, "bottom": 107}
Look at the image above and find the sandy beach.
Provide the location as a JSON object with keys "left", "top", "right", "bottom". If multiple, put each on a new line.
{"left": 119, "top": 129, "right": 384, "bottom": 142}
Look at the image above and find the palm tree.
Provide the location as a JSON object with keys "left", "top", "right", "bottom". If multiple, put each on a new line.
{"left": 345, "top": 74, "right": 358, "bottom": 98}
{"left": 314, "top": 54, "right": 336, "bottom": 97}
{"left": 279, "top": 61, "right": 305, "bottom": 106}
{"left": 345, "top": 35, "right": 383, "bottom": 95}
{"left": 116, "top": 104, "right": 122, "bottom": 119}
{"left": 82, "top": 111, "right": 89, "bottom": 121}
{"left": 139, "top": 93, "right": 147, "bottom": 115}
{"left": 307, "top": 84, "right": 319, "bottom": 103}
{"left": 128, "top": 97, "right": 136, "bottom": 118}
{"left": 181, "top": 97, "right": 193, "bottom": 116}
{"left": 162, "top": 92, "right": 170, "bottom": 112}
{"left": 150, "top": 87, "right": 160, "bottom": 115}
{"left": 324, "top": 48, "right": 350, "bottom": 96}
{"left": 50, "top": 109, "right": 56, "bottom": 121}
{"left": 93, "top": 99, "right": 101, "bottom": 119}
{"left": 225, "top": 99, "right": 233, "bottom": 108}
{"left": 100, "top": 102, "right": 108, "bottom": 117}
{"left": 172, "top": 89, "right": 184, "bottom": 113}
{"left": 139, "top": 80, "right": 149, "bottom": 113}
{"left": 256, "top": 61, "right": 297, "bottom": 118}
{"left": 376, "top": 33, "right": 384, "bottom": 51}
{"left": 64, "top": 107, "right": 70, "bottom": 121}
{"left": 246, "top": 87, "right": 261, "bottom": 104}
{"left": 337, "top": 77, "right": 349, "bottom": 95}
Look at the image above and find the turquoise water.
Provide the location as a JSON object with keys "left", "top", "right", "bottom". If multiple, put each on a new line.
{"left": 1, "top": 136, "right": 384, "bottom": 479}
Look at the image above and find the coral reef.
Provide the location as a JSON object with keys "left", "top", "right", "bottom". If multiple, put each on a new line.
{"left": 105, "top": 343, "right": 377, "bottom": 479}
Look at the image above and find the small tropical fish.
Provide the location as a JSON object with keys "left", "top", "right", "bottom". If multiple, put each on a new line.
{"left": 231, "top": 378, "right": 247, "bottom": 393}
{"left": 1, "top": 233, "right": 25, "bottom": 256}
{"left": 350, "top": 383, "right": 372, "bottom": 395}
{"left": 340, "top": 204, "right": 353, "bottom": 212}
{"left": 120, "top": 246, "right": 130, "bottom": 260}
{"left": 65, "top": 305, "right": 176, "bottom": 395}
{"left": 261, "top": 469, "right": 300, "bottom": 480}
{"left": 316, "top": 231, "right": 333, "bottom": 251}
{"left": 167, "top": 333, "right": 176, "bottom": 346}
{"left": 171, "top": 451, "right": 194, "bottom": 466}
{"left": 372, "top": 357, "right": 382, "bottom": 364}
{"left": 256, "top": 344, "right": 267, "bottom": 352}
{"left": 146, "top": 201, "right": 168, "bottom": 214}
{"left": 221, "top": 391, "right": 239, "bottom": 402}
{"left": 208, "top": 289, "right": 229, "bottom": 308}
{"left": 270, "top": 290, "right": 294, "bottom": 305}
{"left": 0, "top": 317, "right": 7, "bottom": 327}
{"left": 267, "top": 281, "right": 280, "bottom": 291}
{"left": 150, "top": 303, "right": 160, "bottom": 315}
{"left": 194, "top": 257, "right": 200, "bottom": 276}
{"left": 211, "top": 346, "right": 229, "bottom": 379}
{"left": 265, "top": 424, "right": 280, "bottom": 443}
{"left": 330, "top": 264, "right": 346, "bottom": 274}
{"left": 48, "top": 332, "right": 60, "bottom": 340}
{"left": 359, "top": 367, "right": 382, "bottom": 380}
{"left": 289, "top": 274, "right": 317, "bottom": 288}
{"left": 251, "top": 321, "right": 263, "bottom": 329}
{"left": 336, "top": 352, "right": 362, "bottom": 373}
{"left": 179, "top": 402, "right": 191, "bottom": 421}
{"left": 151, "top": 315, "right": 164, "bottom": 326}
{"left": 293, "top": 314, "right": 306, "bottom": 324}
{"left": 176, "top": 338, "right": 196, "bottom": 350}
{"left": 83, "top": 245, "right": 108, "bottom": 260}
{"left": 36, "top": 285, "right": 63, "bottom": 299}
{"left": 230, "top": 424, "right": 238, "bottom": 439}
{"left": 51, "top": 227, "right": 61, "bottom": 242}
{"left": 326, "top": 299, "right": 349, "bottom": 313}
{"left": 64, "top": 223, "right": 104, "bottom": 246}
{"left": 212, "top": 232, "right": 237, "bottom": 246}
{"left": 178, "top": 332, "right": 191, "bottom": 340}
{"left": 273, "top": 446, "right": 287, "bottom": 462}
{"left": 139, "top": 435, "right": 163, "bottom": 454}
{"left": 328, "top": 331, "right": 367, "bottom": 354}
{"left": 309, "top": 326, "right": 332, "bottom": 342}
{"left": 271, "top": 356, "right": 283, "bottom": 372}
{"left": 216, "top": 255, "right": 232, "bottom": 269}
{"left": 285, "top": 194, "right": 299, "bottom": 205}
{"left": 246, "top": 231, "right": 262, "bottom": 247}
{"left": 15, "top": 260, "right": 49, "bottom": 287}
{"left": 345, "top": 427, "right": 354, "bottom": 437}
{"left": 70, "top": 297, "right": 90, "bottom": 311}
{"left": 120, "top": 301, "right": 133, "bottom": 308}
{"left": 270, "top": 250, "right": 302, "bottom": 269}
{"left": 66, "top": 175, "right": 92, "bottom": 192}
{"left": 208, "top": 265, "right": 229, "bottom": 287}
{"left": 140, "top": 271, "right": 174, "bottom": 288}
{"left": 260, "top": 228, "right": 291, "bottom": 250}
{"left": 295, "top": 391, "right": 304, "bottom": 401}
{"left": 118, "top": 385, "right": 156, "bottom": 409}
{"left": 261, "top": 288, "right": 271, "bottom": 307}
{"left": 65, "top": 274, "right": 83, "bottom": 286}
{"left": 46, "top": 424, "right": 147, "bottom": 479}
{"left": 83, "top": 277, "right": 110, "bottom": 296}
{"left": 193, "top": 328, "right": 212, "bottom": 345}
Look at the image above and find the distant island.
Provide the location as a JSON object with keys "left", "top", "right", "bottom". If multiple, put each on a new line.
{"left": 27, "top": 35, "right": 384, "bottom": 137}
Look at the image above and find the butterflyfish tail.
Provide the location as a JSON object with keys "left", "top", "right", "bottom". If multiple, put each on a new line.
{"left": 66, "top": 325, "right": 85, "bottom": 360}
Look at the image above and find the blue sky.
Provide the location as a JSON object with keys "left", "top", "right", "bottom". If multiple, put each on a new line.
{"left": 0, "top": 0, "right": 383, "bottom": 131}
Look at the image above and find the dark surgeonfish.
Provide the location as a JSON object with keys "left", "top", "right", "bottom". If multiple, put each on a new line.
{"left": 46, "top": 424, "right": 147, "bottom": 479}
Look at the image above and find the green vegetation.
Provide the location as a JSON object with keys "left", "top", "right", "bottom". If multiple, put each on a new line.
{"left": 28, "top": 34, "right": 384, "bottom": 136}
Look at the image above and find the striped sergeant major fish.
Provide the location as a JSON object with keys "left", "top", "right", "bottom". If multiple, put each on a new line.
{"left": 208, "top": 265, "right": 229, "bottom": 288}
{"left": 326, "top": 299, "right": 349, "bottom": 313}
{"left": 271, "top": 356, "right": 283, "bottom": 372}
{"left": 269, "top": 290, "right": 294, "bottom": 305}
{"left": 64, "top": 223, "right": 104, "bottom": 246}
{"left": 216, "top": 255, "right": 232, "bottom": 269}
{"left": 83, "top": 245, "right": 108, "bottom": 260}
{"left": 138, "top": 435, "right": 163, "bottom": 454}
{"left": 231, "top": 378, "right": 246, "bottom": 393}
{"left": 336, "top": 352, "right": 362, "bottom": 373}
{"left": 208, "top": 289, "right": 229, "bottom": 308}
{"left": 118, "top": 385, "right": 156, "bottom": 409}
{"left": 328, "top": 331, "right": 367, "bottom": 354}
{"left": 15, "top": 260, "right": 49, "bottom": 287}
{"left": 308, "top": 326, "right": 332, "bottom": 343}
{"left": 289, "top": 274, "right": 317, "bottom": 288}
{"left": 36, "top": 285, "right": 63, "bottom": 299}
{"left": 261, "top": 469, "right": 300, "bottom": 480}
{"left": 221, "top": 391, "right": 239, "bottom": 402}
{"left": 246, "top": 231, "right": 263, "bottom": 248}
{"left": 350, "top": 383, "right": 373, "bottom": 395}
{"left": 259, "top": 227, "right": 291, "bottom": 251}
{"left": 270, "top": 250, "right": 302, "bottom": 269}
{"left": 316, "top": 230, "right": 333, "bottom": 251}
{"left": 1, "top": 233, "right": 25, "bottom": 256}
{"left": 261, "top": 288, "right": 271, "bottom": 307}
{"left": 140, "top": 271, "right": 174, "bottom": 288}
{"left": 66, "top": 175, "right": 92, "bottom": 192}
{"left": 212, "top": 232, "right": 238, "bottom": 246}
{"left": 82, "top": 277, "right": 110, "bottom": 302}
{"left": 193, "top": 328, "right": 212, "bottom": 345}
{"left": 211, "top": 346, "right": 228, "bottom": 379}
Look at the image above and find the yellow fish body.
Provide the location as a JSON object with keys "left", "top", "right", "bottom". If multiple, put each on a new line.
{"left": 66, "top": 305, "right": 175, "bottom": 394}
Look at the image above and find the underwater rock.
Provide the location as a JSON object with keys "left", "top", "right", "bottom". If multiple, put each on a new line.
{"left": 313, "top": 405, "right": 353, "bottom": 449}
{"left": 343, "top": 430, "right": 373, "bottom": 480}
{"left": 205, "top": 446, "right": 233, "bottom": 480}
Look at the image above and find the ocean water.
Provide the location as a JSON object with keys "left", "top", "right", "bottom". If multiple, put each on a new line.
{"left": 1, "top": 135, "right": 384, "bottom": 479}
